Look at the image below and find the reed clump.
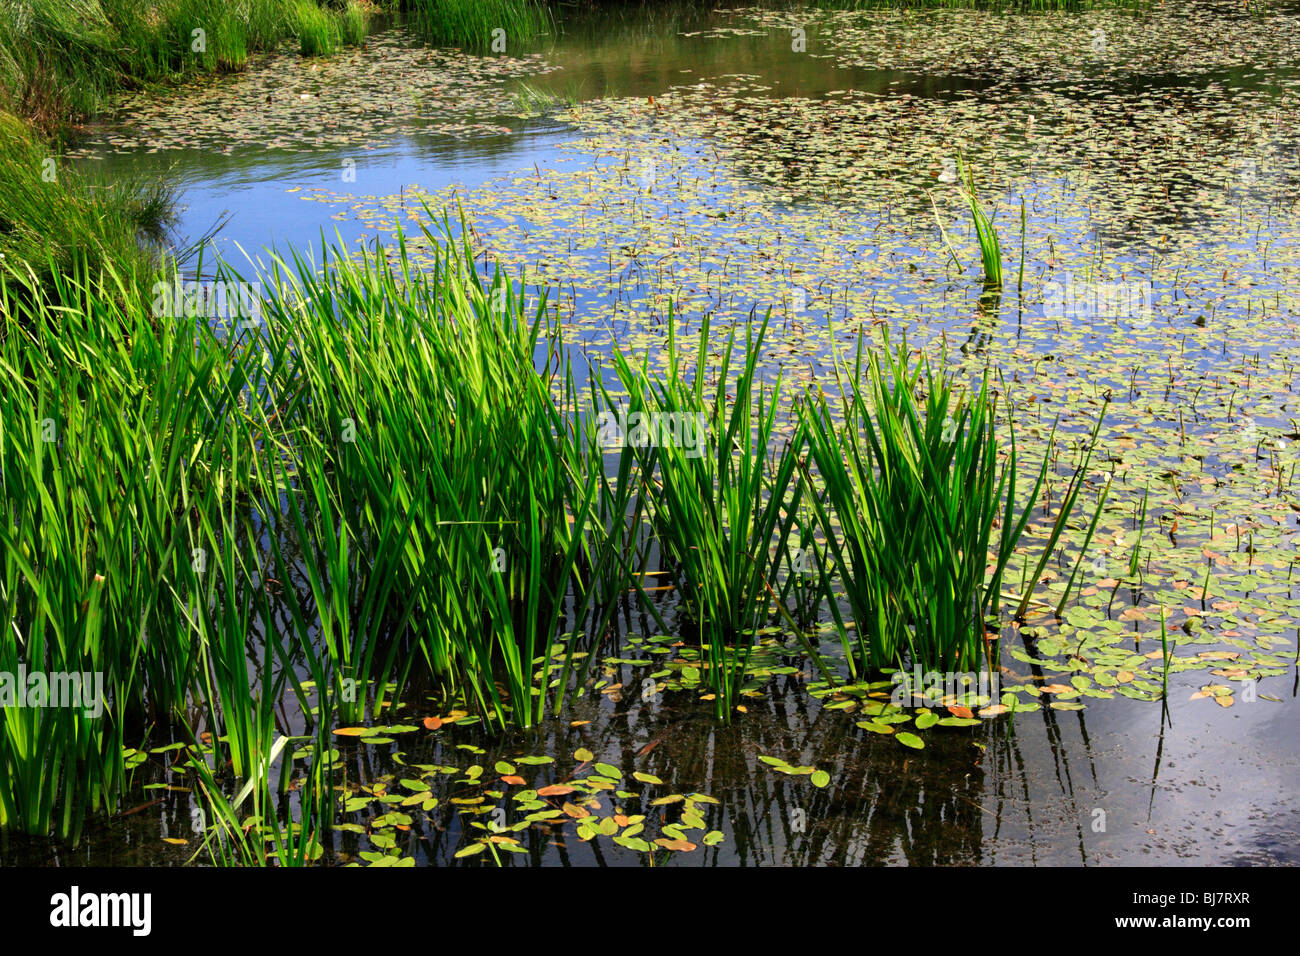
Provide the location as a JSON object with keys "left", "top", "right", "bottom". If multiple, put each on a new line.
{"left": 799, "top": 333, "right": 1107, "bottom": 676}
{"left": 395, "top": 0, "right": 552, "bottom": 50}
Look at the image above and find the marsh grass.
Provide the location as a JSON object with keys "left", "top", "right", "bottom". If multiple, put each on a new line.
{"left": 0, "top": 257, "right": 251, "bottom": 837}
{"left": 606, "top": 311, "right": 804, "bottom": 717}
{"left": 799, "top": 331, "right": 1108, "bottom": 676}
{"left": 0, "top": 0, "right": 368, "bottom": 135}
{"left": 401, "top": 0, "right": 552, "bottom": 49}
{"left": 246, "top": 213, "right": 606, "bottom": 730}
{"left": 0, "top": 111, "right": 177, "bottom": 280}
{"left": 961, "top": 161, "right": 1004, "bottom": 292}
{"left": 189, "top": 734, "right": 329, "bottom": 866}
{"left": 293, "top": 0, "right": 340, "bottom": 56}
{"left": 338, "top": 0, "right": 370, "bottom": 46}
{"left": 0, "top": 196, "right": 1114, "bottom": 838}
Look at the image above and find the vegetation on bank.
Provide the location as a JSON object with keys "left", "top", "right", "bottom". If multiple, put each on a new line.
{"left": 0, "top": 0, "right": 377, "bottom": 283}
{"left": 0, "top": 111, "right": 176, "bottom": 280}
{"left": 399, "top": 0, "right": 552, "bottom": 48}
{"left": 0, "top": 0, "right": 372, "bottom": 137}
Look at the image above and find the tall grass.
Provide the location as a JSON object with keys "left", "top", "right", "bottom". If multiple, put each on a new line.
{"left": 399, "top": 0, "right": 552, "bottom": 50}
{"left": 0, "top": 256, "right": 254, "bottom": 837}
{"left": 930, "top": 160, "right": 1004, "bottom": 294}
{"left": 189, "top": 733, "right": 330, "bottom": 866}
{"left": 0, "top": 111, "right": 176, "bottom": 281}
{"left": 293, "top": 0, "right": 340, "bottom": 56}
{"left": 0, "top": 0, "right": 369, "bottom": 136}
{"left": 605, "top": 311, "right": 803, "bottom": 718}
{"left": 247, "top": 214, "right": 605, "bottom": 730}
{"left": 799, "top": 332, "right": 1107, "bottom": 675}
{"left": 338, "top": 0, "right": 369, "bottom": 46}
{"left": 961, "top": 161, "right": 1003, "bottom": 292}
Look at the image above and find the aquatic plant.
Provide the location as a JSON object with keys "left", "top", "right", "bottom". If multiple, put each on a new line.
{"left": 339, "top": 0, "right": 370, "bottom": 46}
{"left": 246, "top": 214, "right": 605, "bottom": 731}
{"left": 961, "top": 162, "right": 1003, "bottom": 292}
{"left": 799, "top": 331, "right": 1108, "bottom": 675}
{"left": 0, "top": 257, "right": 253, "bottom": 836}
{"left": 398, "top": 0, "right": 552, "bottom": 50}
{"left": 0, "top": 111, "right": 175, "bottom": 280}
{"left": 189, "top": 734, "right": 330, "bottom": 866}
{"left": 608, "top": 312, "right": 805, "bottom": 719}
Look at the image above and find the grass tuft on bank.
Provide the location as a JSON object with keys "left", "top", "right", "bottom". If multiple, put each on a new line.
{"left": 0, "top": 111, "right": 176, "bottom": 280}
{"left": 0, "top": 0, "right": 371, "bottom": 136}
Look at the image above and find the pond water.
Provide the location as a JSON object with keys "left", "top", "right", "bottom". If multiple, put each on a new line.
{"left": 25, "top": 0, "right": 1300, "bottom": 866}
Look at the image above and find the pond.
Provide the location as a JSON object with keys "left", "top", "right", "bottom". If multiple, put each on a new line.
{"left": 18, "top": 0, "right": 1299, "bottom": 867}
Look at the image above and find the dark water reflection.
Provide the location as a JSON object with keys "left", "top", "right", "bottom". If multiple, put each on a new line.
{"left": 4, "top": 653, "right": 1296, "bottom": 866}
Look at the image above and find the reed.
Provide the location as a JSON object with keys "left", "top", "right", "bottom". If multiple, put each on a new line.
{"left": 338, "top": 0, "right": 370, "bottom": 46}
{"left": 399, "top": 0, "right": 552, "bottom": 50}
{"left": 799, "top": 331, "right": 1107, "bottom": 675}
{"left": 189, "top": 734, "right": 329, "bottom": 866}
{"left": 247, "top": 214, "right": 603, "bottom": 730}
{"left": 0, "top": 256, "right": 254, "bottom": 836}
{"left": 961, "top": 161, "right": 1003, "bottom": 292}
{"left": 607, "top": 311, "right": 804, "bottom": 718}
{"left": 0, "top": 187, "right": 1119, "bottom": 841}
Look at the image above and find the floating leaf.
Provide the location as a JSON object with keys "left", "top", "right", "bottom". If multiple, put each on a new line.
{"left": 536, "top": 784, "right": 576, "bottom": 797}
